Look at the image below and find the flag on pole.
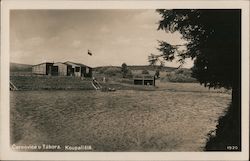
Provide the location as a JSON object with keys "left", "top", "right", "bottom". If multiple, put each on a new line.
{"left": 88, "top": 50, "right": 93, "bottom": 56}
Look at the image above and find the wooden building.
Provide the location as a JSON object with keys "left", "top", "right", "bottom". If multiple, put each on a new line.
{"left": 32, "top": 61, "right": 92, "bottom": 78}
{"left": 133, "top": 74, "right": 155, "bottom": 86}
{"left": 32, "top": 62, "right": 58, "bottom": 76}
{"left": 53, "top": 62, "right": 69, "bottom": 76}
{"left": 73, "top": 62, "right": 92, "bottom": 78}
{"left": 64, "top": 61, "right": 81, "bottom": 77}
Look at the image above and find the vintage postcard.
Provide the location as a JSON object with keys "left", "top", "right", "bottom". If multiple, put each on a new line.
{"left": 0, "top": 0, "right": 249, "bottom": 160}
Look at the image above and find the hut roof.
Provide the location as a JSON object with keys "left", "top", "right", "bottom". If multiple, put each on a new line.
{"left": 53, "top": 62, "right": 65, "bottom": 65}
{"left": 64, "top": 61, "right": 92, "bottom": 68}
{"left": 32, "top": 61, "right": 92, "bottom": 68}
{"left": 32, "top": 62, "right": 53, "bottom": 67}
{"left": 63, "top": 61, "right": 81, "bottom": 67}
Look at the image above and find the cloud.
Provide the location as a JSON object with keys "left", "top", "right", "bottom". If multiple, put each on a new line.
{"left": 10, "top": 36, "right": 45, "bottom": 55}
{"left": 71, "top": 40, "right": 82, "bottom": 48}
{"left": 27, "top": 37, "right": 45, "bottom": 46}
{"left": 10, "top": 9, "right": 192, "bottom": 68}
{"left": 100, "top": 26, "right": 110, "bottom": 33}
{"left": 139, "top": 24, "right": 156, "bottom": 29}
{"left": 111, "top": 36, "right": 130, "bottom": 45}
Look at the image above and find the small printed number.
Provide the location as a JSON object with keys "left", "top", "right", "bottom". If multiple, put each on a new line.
{"left": 227, "top": 146, "right": 238, "bottom": 150}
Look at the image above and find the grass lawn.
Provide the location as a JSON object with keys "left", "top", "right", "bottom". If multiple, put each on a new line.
{"left": 10, "top": 82, "right": 231, "bottom": 151}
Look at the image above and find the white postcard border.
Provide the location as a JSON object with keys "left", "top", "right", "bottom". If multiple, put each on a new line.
{"left": 1, "top": 0, "right": 249, "bottom": 160}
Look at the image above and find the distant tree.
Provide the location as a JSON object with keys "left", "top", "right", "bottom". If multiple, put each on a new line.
{"left": 160, "top": 61, "right": 165, "bottom": 68}
{"left": 121, "top": 63, "right": 129, "bottom": 78}
{"left": 142, "top": 70, "right": 149, "bottom": 75}
{"left": 148, "top": 53, "right": 158, "bottom": 66}
{"left": 153, "top": 9, "right": 241, "bottom": 150}
{"left": 126, "top": 70, "right": 133, "bottom": 78}
{"left": 155, "top": 69, "right": 160, "bottom": 78}
{"left": 104, "top": 67, "right": 120, "bottom": 77}
{"left": 155, "top": 9, "right": 240, "bottom": 90}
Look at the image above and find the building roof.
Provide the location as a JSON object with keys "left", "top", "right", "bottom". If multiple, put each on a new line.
{"left": 133, "top": 74, "right": 155, "bottom": 79}
{"left": 63, "top": 61, "right": 80, "bottom": 67}
{"left": 74, "top": 63, "right": 89, "bottom": 67}
{"left": 32, "top": 62, "right": 53, "bottom": 67}
{"left": 32, "top": 61, "right": 92, "bottom": 68}
{"left": 53, "top": 62, "right": 68, "bottom": 66}
{"left": 64, "top": 61, "right": 91, "bottom": 68}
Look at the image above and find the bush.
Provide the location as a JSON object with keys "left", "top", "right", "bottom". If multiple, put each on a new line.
{"left": 155, "top": 70, "right": 160, "bottom": 78}
{"left": 161, "top": 69, "right": 197, "bottom": 83}
{"left": 142, "top": 70, "right": 149, "bottom": 74}
{"left": 125, "top": 70, "right": 133, "bottom": 78}
{"left": 104, "top": 67, "right": 121, "bottom": 76}
{"left": 98, "top": 67, "right": 106, "bottom": 74}
{"left": 205, "top": 103, "right": 241, "bottom": 151}
{"left": 175, "top": 68, "right": 192, "bottom": 75}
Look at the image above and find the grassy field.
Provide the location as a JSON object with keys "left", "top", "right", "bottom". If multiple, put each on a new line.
{"left": 10, "top": 82, "right": 231, "bottom": 152}
{"left": 10, "top": 75, "right": 94, "bottom": 90}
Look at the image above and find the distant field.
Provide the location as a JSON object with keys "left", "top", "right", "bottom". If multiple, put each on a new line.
{"left": 10, "top": 63, "right": 32, "bottom": 72}
{"left": 10, "top": 75, "right": 94, "bottom": 90}
{"left": 10, "top": 63, "right": 176, "bottom": 73}
{"left": 10, "top": 62, "right": 196, "bottom": 85}
{"left": 93, "top": 65, "right": 177, "bottom": 72}
{"left": 10, "top": 82, "right": 231, "bottom": 151}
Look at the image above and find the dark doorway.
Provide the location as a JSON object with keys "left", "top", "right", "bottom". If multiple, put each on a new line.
{"left": 67, "top": 66, "right": 73, "bottom": 76}
{"left": 51, "top": 66, "right": 58, "bottom": 76}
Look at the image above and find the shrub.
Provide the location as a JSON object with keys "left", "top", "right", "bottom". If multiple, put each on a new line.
{"left": 98, "top": 67, "right": 106, "bottom": 74}
{"left": 125, "top": 70, "right": 133, "bottom": 78}
{"left": 121, "top": 63, "right": 129, "bottom": 78}
{"left": 161, "top": 69, "right": 197, "bottom": 83}
{"left": 205, "top": 103, "right": 241, "bottom": 151}
{"left": 142, "top": 70, "right": 149, "bottom": 74}
{"left": 175, "top": 68, "right": 192, "bottom": 75}
{"left": 104, "top": 67, "right": 121, "bottom": 76}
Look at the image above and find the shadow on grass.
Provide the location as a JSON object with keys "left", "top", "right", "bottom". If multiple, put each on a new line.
{"left": 205, "top": 102, "right": 241, "bottom": 151}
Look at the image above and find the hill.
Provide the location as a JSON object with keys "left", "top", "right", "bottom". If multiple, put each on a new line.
{"left": 93, "top": 65, "right": 177, "bottom": 72}
{"left": 128, "top": 65, "right": 177, "bottom": 72}
{"left": 10, "top": 63, "right": 179, "bottom": 73}
{"left": 10, "top": 63, "right": 32, "bottom": 72}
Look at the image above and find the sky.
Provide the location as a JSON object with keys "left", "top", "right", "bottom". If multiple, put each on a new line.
{"left": 10, "top": 9, "right": 194, "bottom": 68}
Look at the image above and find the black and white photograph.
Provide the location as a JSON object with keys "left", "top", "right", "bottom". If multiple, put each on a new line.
{"left": 0, "top": 0, "right": 249, "bottom": 160}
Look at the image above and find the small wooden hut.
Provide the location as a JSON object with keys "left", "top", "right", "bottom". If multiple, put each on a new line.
{"left": 73, "top": 62, "right": 92, "bottom": 78}
{"left": 32, "top": 61, "right": 92, "bottom": 78}
{"left": 53, "top": 62, "right": 69, "bottom": 76}
{"left": 32, "top": 62, "right": 57, "bottom": 76}
{"left": 133, "top": 74, "right": 155, "bottom": 86}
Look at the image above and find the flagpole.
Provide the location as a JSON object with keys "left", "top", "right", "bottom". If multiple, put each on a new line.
{"left": 87, "top": 49, "right": 93, "bottom": 67}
